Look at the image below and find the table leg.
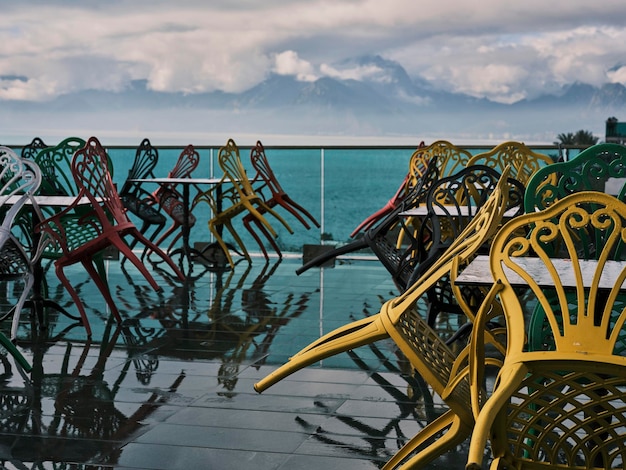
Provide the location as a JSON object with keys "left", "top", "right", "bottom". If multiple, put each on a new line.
{"left": 25, "top": 262, "right": 83, "bottom": 328}
{"left": 193, "top": 183, "right": 231, "bottom": 269}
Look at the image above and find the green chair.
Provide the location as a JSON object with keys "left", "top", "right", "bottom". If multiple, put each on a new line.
{"left": 525, "top": 142, "right": 626, "bottom": 213}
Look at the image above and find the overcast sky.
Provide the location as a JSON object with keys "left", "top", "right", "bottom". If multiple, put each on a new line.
{"left": 2, "top": 0, "right": 626, "bottom": 106}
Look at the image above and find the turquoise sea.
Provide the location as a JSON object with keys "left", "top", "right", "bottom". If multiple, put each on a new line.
{"left": 20, "top": 143, "right": 564, "bottom": 256}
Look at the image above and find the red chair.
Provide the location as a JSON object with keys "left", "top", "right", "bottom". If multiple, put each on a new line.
{"left": 36, "top": 137, "right": 185, "bottom": 337}
{"left": 243, "top": 141, "right": 320, "bottom": 260}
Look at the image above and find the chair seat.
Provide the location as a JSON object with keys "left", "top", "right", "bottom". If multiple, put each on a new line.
{"left": 160, "top": 194, "right": 196, "bottom": 227}
{"left": 52, "top": 218, "right": 137, "bottom": 264}
{"left": 121, "top": 195, "right": 166, "bottom": 224}
{"left": 0, "top": 236, "right": 31, "bottom": 277}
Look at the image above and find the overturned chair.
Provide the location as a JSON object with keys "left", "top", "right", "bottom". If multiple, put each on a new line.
{"left": 118, "top": 138, "right": 167, "bottom": 262}
{"left": 193, "top": 139, "right": 293, "bottom": 268}
{"left": 255, "top": 167, "right": 513, "bottom": 469}
{"left": 352, "top": 140, "right": 472, "bottom": 239}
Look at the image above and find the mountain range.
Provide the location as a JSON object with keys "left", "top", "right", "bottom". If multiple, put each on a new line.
{"left": 3, "top": 55, "right": 624, "bottom": 144}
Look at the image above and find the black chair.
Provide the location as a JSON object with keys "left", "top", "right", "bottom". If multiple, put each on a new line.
{"left": 413, "top": 164, "right": 525, "bottom": 327}
{"left": 20, "top": 136, "right": 48, "bottom": 160}
{"left": 119, "top": 138, "right": 167, "bottom": 263}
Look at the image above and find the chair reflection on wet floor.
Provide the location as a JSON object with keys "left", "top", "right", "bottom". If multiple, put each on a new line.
{"left": 114, "top": 259, "right": 315, "bottom": 395}
{"left": 2, "top": 248, "right": 480, "bottom": 468}
{"left": 1, "top": 321, "right": 185, "bottom": 465}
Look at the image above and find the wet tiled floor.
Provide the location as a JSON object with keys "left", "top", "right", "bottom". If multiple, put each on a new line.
{"left": 1, "top": 254, "right": 474, "bottom": 469}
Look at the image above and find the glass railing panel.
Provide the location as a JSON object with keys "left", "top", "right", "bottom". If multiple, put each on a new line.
{"left": 16, "top": 142, "right": 580, "bottom": 258}
{"left": 321, "top": 147, "right": 412, "bottom": 246}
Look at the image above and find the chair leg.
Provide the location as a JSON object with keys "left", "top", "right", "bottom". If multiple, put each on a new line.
{"left": 267, "top": 196, "right": 312, "bottom": 230}
{"left": 165, "top": 229, "right": 186, "bottom": 254}
{"left": 0, "top": 331, "right": 31, "bottom": 372}
{"left": 139, "top": 220, "right": 167, "bottom": 262}
{"left": 247, "top": 203, "right": 294, "bottom": 235}
{"left": 55, "top": 263, "right": 92, "bottom": 337}
{"left": 254, "top": 314, "right": 389, "bottom": 393}
{"left": 81, "top": 259, "right": 123, "bottom": 325}
{"left": 243, "top": 216, "right": 282, "bottom": 260}
{"left": 115, "top": 230, "right": 185, "bottom": 282}
{"left": 152, "top": 222, "right": 180, "bottom": 249}
{"left": 382, "top": 411, "right": 471, "bottom": 470}
{"left": 281, "top": 194, "right": 320, "bottom": 228}
{"left": 243, "top": 216, "right": 270, "bottom": 259}
{"left": 138, "top": 235, "right": 186, "bottom": 282}
{"left": 122, "top": 221, "right": 147, "bottom": 267}
{"left": 209, "top": 219, "right": 251, "bottom": 268}
{"left": 350, "top": 201, "right": 395, "bottom": 238}
{"left": 295, "top": 238, "right": 368, "bottom": 275}
{"left": 10, "top": 273, "right": 34, "bottom": 341}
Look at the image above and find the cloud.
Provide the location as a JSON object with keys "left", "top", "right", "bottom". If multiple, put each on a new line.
{"left": 608, "top": 66, "right": 626, "bottom": 84}
{"left": 272, "top": 51, "right": 317, "bottom": 81}
{"left": 320, "top": 63, "right": 391, "bottom": 83}
{"left": 1, "top": 0, "right": 626, "bottom": 103}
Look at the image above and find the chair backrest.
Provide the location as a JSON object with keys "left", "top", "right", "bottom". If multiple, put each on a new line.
{"left": 525, "top": 142, "right": 626, "bottom": 212}
{"left": 167, "top": 145, "right": 199, "bottom": 179}
{"left": 20, "top": 137, "right": 48, "bottom": 160}
{"left": 474, "top": 191, "right": 626, "bottom": 468}
{"left": 493, "top": 191, "right": 626, "bottom": 356}
{"left": 0, "top": 146, "right": 42, "bottom": 235}
{"left": 249, "top": 141, "right": 284, "bottom": 197}
{"left": 406, "top": 165, "right": 524, "bottom": 322}
{"left": 219, "top": 139, "right": 256, "bottom": 198}
{"left": 120, "top": 138, "right": 159, "bottom": 197}
{"left": 466, "top": 141, "right": 553, "bottom": 184}
{"left": 34, "top": 137, "right": 86, "bottom": 196}
{"left": 406, "top": 141, "right": 427, "bottom": 186}
{"left": 424, "top": 165, "right": 525, "bottom": 249}
{"left": 71, "top": 137, "right": 130, "bottom": 227}
{"left": 415, "top": 140, "right": 473, "bottom": 179}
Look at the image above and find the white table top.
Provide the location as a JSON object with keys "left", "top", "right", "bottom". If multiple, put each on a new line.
{"left": 130, "top": 177, "right": 223, "bottom": 185}
{"left": 400, "top": 205, "right": 519, "bottom": 218}
{"left": 1, "top": 194, "right": 94, "bottom": 207}
{"left": 455, "top": 255, "right": 626, "bottom": 289}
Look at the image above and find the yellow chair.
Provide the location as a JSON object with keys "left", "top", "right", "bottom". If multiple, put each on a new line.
{"left": 466, "top": 141, "right": 554, "bottom": 185}
{"left": 194, "top": 139, "right": 293, "bottom": 268}
{"left": 467, "top": 191, "right": 626, "bottom": 470}
{"left": 395, "top": 140, "right": 473, "bottom": 248}
{"left": 420, "top": 140, "right": 473, "bottom": 179}
{"left": 255, "top": 168, "right": 513, "bottom": 469}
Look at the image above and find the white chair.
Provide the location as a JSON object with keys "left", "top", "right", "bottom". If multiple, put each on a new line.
{"left": 0, "top": 146, "right": 42, "bottom": 369}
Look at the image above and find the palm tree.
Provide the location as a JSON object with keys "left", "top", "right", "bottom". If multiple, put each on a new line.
{"left": 555, "top": 130, "right": 599, "bottom": 147}
{"left": 555, "top": 132, "right": 576, "bottom": 145}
